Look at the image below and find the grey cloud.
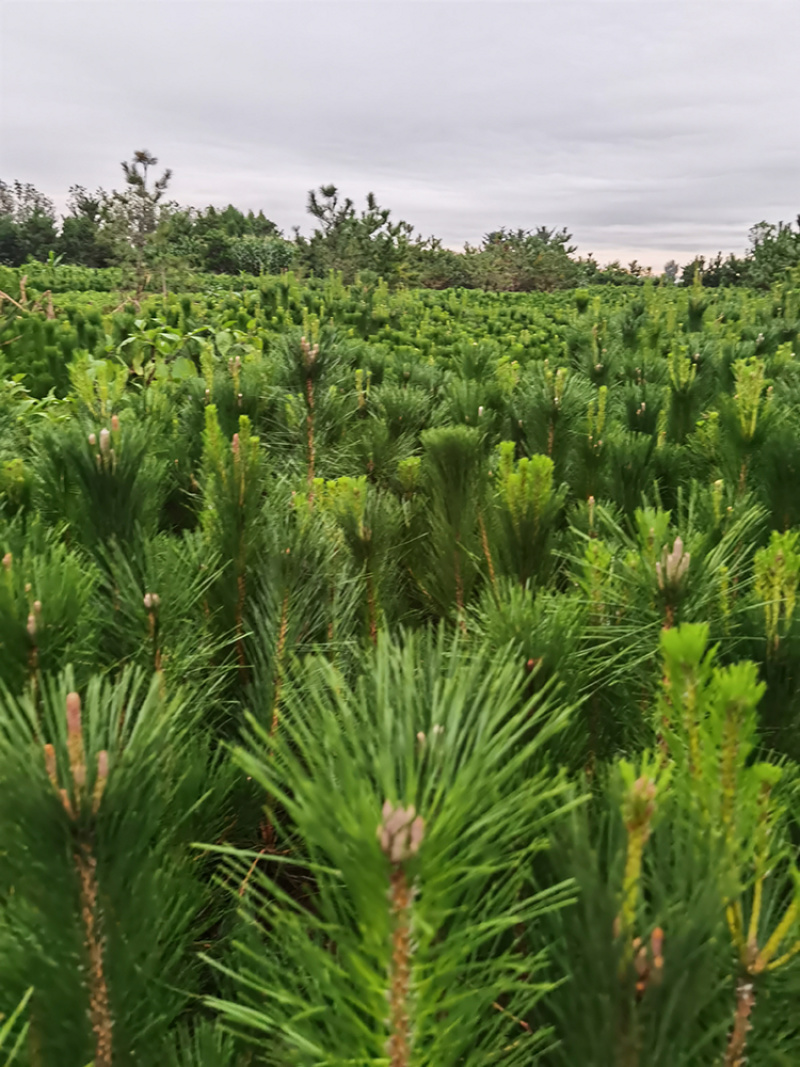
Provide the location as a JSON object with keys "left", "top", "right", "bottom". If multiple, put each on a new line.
{"left": 1, "top": 0, "right": 798, "bottom": 268}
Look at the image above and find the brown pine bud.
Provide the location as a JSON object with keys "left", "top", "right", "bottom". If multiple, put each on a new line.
{"left": 378, "top": 800, "right": 425, "bottom": 863}
{"left": 44, "top": 743, "right": 58, "bottom": 788}
{"left": 66, "top": 692, "right": 82, "bottom": 735}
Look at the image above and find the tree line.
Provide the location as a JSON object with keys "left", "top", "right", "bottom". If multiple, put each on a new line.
{"left": 2, "top": 150, "right": 799, "bottom": 290}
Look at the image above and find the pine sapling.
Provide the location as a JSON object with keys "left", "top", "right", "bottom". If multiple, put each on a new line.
{"left": 614, "top": 755, "right": 668, "bottom": 1067}
{"left": 731, "top": 356, "right": 770, "bottom": 496}
{"left": 301, "top": 335, "right": 319, "bottom": 494}
{"left": 655, "top": 535, "right": 691, "bottom": 629}
{"left": 44, "top": 692, "right": 112, "bottom": 1067}
{"left": 753, "top": 530, "right": 800, "bottom": 656}
{"left": 201, "top": 406, "right": 264, "bottom": 673}
{"left": 655, "top": 624, "right": 800, "bottom": 1065}
{"left": 487, "top": 442, "right": 562, "bottom": 589}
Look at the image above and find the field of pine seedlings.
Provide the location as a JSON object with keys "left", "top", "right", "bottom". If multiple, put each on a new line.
{"left": 2, "top": 263, "right": 800, "bottom": 1065}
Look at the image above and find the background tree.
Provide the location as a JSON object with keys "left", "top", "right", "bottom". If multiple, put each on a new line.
{"left": 57, "top": 186, "right": 114, "bottom": 268}
{"left": 295, "top": 184, "right": 415, "bottom": 282}
{"left": 466, "top": 226, "right": 582, "bottom": 292}
{"left": 3, "top": 162, "right": 800, "bottom": 293}
{"left": 746, "top": 217, "right": 800, "bottom": 288}
{"left": 0, "top": 181, "right": 58, "bottom": 266}
{"left": 680, "top": 252, "right": 746, "bottom": 288}
{"left": 135, "top": 203, "right": 291, "bottom": 275}
{"left": 103, "top": 150, "right": 174, "bottom": 287}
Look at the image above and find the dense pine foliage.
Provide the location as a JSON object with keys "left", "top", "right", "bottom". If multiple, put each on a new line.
{"left": 2, "top": 262, "right": 800, "bottom": 1063}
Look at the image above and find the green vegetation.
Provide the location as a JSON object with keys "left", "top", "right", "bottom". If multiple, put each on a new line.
{"left": 5, "top": 150, "right": 800, "bottom": 289}
{"left": 2, "top": 256, "right": 800, "bottom": 1064}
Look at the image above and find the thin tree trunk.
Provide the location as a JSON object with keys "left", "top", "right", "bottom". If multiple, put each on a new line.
{"left": 76, "top": 843, "right": 113, "bottom": 1067}
{"left": 724, "top": 977, "right": 755, "bottom": 1067}
{"left": 387, "top": 867, "right": 412, "bottom": 1067}
{"left": 366, "top": 572, "right": 378, "bottom": 647}
{"left": 306, "top": 376, "right": 316, "bottom": 495}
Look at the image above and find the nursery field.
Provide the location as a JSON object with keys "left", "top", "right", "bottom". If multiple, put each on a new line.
{"left": 2, "top": 263, "right": 800, "bottom": 1064}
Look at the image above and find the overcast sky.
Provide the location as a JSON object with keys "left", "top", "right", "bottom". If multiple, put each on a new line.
{"left": 1, "top": 1, "right": 798, "bottom": 269}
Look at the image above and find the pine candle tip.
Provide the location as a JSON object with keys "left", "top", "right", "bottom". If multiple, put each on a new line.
{"left": 44, "top": 743, "right": 57, "bottom": 785}
{"left": 633, "top": 775, "right": 656, "bottom": 799}
{"left": 99, "top": 428, "right": 110, "bottom": 454}
{"left": 1, "top": 552, "right": 10, "bottom": 570}
{"left": 111, "top": 415, "right": 120, "bottom": 432}
{"left": 33, "top": 600, "right": 42, "bottom": 614}
{"left": 408, "top": 816, "right": 424, "bottom": 856}
{"left": 379, "top": 801, "right": 425, "bottom": 863}
{"left": 26, "top": 613, "right": 36, "bottom": 637}
{"left": 66, "top": 691, "right": 82, "bottom": 734}
{"left": 88, "top": 433, "right": 97, "bottom": 446}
